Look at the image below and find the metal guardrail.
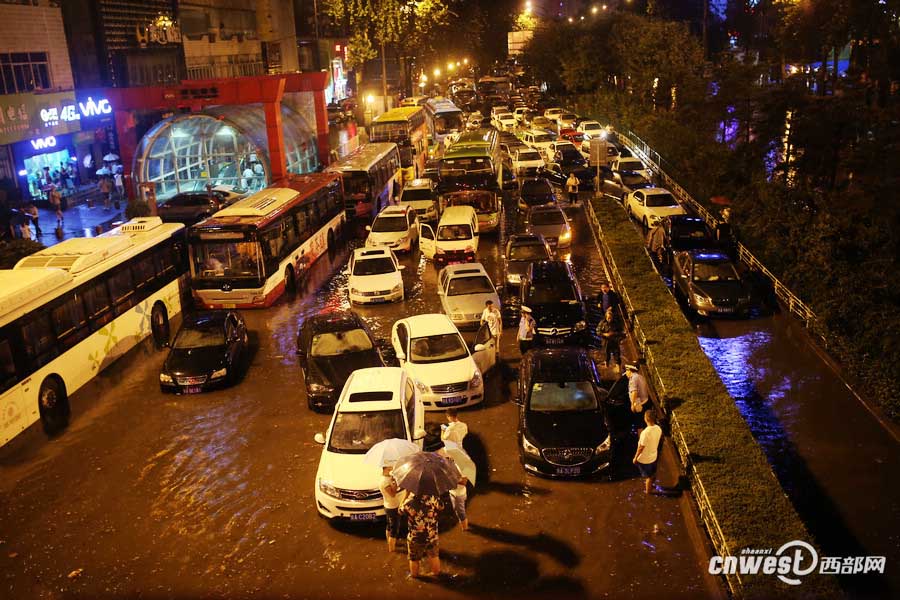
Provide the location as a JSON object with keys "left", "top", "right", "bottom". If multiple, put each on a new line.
{"left": 584, "top": 197, "right": 741, "bottom": 597}
{"left": 615, "top": 127, "right": 825, "bottom": 342}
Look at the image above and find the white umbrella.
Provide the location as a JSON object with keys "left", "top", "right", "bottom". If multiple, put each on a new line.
{"left": 443, "top": 441, "right": 477, "bottom": 485}
{"left": 96, "top": 167, "right": 111, "bottom": 176}
{"left": 363, "top": 438, "right": 420, "bottom": 468}
{"left": 103, "top": 153, "right": 119, "bottom": 162}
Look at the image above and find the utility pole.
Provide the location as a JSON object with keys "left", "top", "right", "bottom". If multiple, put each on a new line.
{"left": 381, "top": 41, "right": 388, "bottom": 112}
{"left": 702, "top": 0, "right": 708, "bottom": 59}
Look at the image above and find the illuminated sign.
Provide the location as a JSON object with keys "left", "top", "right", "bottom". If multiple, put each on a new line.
{"left": 30, "top": 136, "right": 57, "bottom": 150}
{"left": 79, "top": 97, "right": 112, "bottom": 118}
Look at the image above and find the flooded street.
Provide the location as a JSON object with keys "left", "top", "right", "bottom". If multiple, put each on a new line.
{"left": 0, "top": 194, "right": 716, "bottom": 599}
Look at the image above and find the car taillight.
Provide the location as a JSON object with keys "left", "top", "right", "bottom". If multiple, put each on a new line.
{"left": 465, "top": 246, "right": 474, "bottom": 252}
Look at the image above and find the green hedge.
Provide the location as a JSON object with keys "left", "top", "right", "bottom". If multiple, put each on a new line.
{"left": 589, "top": 196, "right": 840, "bottom": 598}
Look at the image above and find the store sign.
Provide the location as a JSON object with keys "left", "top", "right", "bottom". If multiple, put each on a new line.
{"left": 0, "top": 92, "right": 81, "bottom": 146}
{"left": 79, "top": 97, "right": 112, "bottom": 118}
{"left": 30, "top": 136, "right": 57, "bottom": 150}
{"left": 136, "top": 16, "right": 182, "bottom": 46}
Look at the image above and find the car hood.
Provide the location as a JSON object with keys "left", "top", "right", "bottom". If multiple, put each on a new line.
{"left": 506, "top": 260, "right": 533, "bottom": 278}
{"left": 367, "top": 230, "right": 407, "bottom": 243}
{"left": 317, "top": 451, "right": 383, "bottom": 491}
{"left": 524, "top": 409, "right": 607, "bottom": 448}
{"left": 647, "top": 205, "right": 686, "bottom": 218}
{"left": 350, "top": 272, "right": 401, "bottom": 291}
{"left": 529, "top": 301, "right": 585, "bottom": 327}
{"left": 443, "top": 292, "right": 500, "bottom": 316}
{"left": 692, "top": 280, "right": 748, "bottom": 300}
{"left": 164, "top": 346, "right": 226, "bottom": 376}
{"left": 528, "top": 223, "right": 567, "bottom": 238}
{"left": 405, "top": 357, "right": 477, "bottom": 386}
{"left": 309, "top": 350, "right": 383, "bottom": 389}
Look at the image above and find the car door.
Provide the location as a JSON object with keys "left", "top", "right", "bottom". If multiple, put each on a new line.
{"left": 407, "top": 212, "right": 419, "bottom": 243}
{"left": 673, "top": 253, "right": 691, "bottom": 296}
{"left": 631, "top": 191, "right": 646, "bottom": 220}
{"left": 419, "top": 223, "right": 436, "bottom": 259}
{"left": 471, "top": 323, "right": 497, "bottom": 374}
{"left": 391, "top": 322, "right": 410, "bottom": 365}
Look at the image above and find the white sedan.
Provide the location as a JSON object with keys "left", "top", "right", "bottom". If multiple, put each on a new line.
{"left": 494, "top": 112, "right": 518, "bottom": 131}
{"left": 348, "top": 248, "right": 405, "bottom": 304}
{"left": 624, "top": 187, "right": 686, "bottom": 229}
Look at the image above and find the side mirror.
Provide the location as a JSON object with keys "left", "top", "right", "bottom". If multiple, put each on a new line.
{"left": 413, "top": 428, "right": 427, "bottom": 441}
{"left": 398, "top": 264, "right": 406, "bottom": 270}
{"left": 474, "top": 343, "right": 486, "bottom": 352}
{"left": 314, "top": 433, "right": 326, "bottom": 444}
{"left": 365, "top": 225, "right": 372, "bottom": 232}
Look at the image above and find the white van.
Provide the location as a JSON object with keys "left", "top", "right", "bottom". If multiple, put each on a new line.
{"left": 419, "top": 205, "right": 479, "bottom": 268}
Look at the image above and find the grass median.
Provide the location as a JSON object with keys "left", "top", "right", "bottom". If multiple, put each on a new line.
{"left": 589, "top": 195, "right": 840, "bottom": 598}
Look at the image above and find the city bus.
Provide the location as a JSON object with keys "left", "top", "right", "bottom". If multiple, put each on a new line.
{"left": 424, "top": 97, "right": 465, "bottom": 148}
{"left": 369, "top": 106, "right": 429, "bottom": 182}
{"left": 0, "top": 217, "right": 188, "bottom": 446}
{"left": 437, "top": 130, "right": 503, "bottom": 232}
{"left": 188, "top": 172, "right": 345, "bottom": 309}
{"left": 326, "top": 142, "right": 402, "bottom": 218}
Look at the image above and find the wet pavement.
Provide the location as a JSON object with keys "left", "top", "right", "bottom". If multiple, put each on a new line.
{"left": 0, "top": 192, "right": 717, "bottom": 599}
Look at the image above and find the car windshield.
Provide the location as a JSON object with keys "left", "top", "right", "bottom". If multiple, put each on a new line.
{"left": 518, "top": 151, "right": 541, "bottom": 161}
{"left": 646, "top": 193, "right": 678, "bottom": 208}
{"left": 583, "top": 123, "right": 601, "bottom": 130}
{"left": 673, "top": 222, "right": 712, "bottom": 240}
{"left": 371, "top": 215, "right": 408, "bottom": 233}
{"left": 620, "top": 173, "right": 650, "bottom": 187}
{"left": 173, "top": 325, "right": 222, "bottom": 349}
{"left": 328, "top": 409, "right": 406, "bottom": 454}
{"left": 693, "top": 260, "right": 740, "bottom": 282}
{"left": 534, "top": 134, "right": 555, "bottom": 143}
{"left": 447, "top": 275, "right": 494, "bottom": 296}
{"left": 558, "top": 148, "right": 583, "bottom": 163}
{"left": 530, "top": 210, "right": 565, "bottom": 226}
{"left": 619, "top": 160, "right": 644, "bottom": 171}
{"left": 437, "top": 224, "right": 473, "bottom": 240}
{"left": 353, "top": 257, "right": 396, "bottom": 276}
{"left": 561, "top": 113, "right": 576, "bottom": 120}
{"left": 310, "top": 329, "right": 374, "bottom": 357}
{"left": 401, "top": 188, "right": 433, "bottom": 201}
{"left": 529, "top": 381, "right": 598, "bottom": 412}
{"left": 509, "top": 243, "right": 548, "bottom": 260}
{"left": 528, "top": 282, "right": 577, "bottom": 304}
{"left": 409, "top": 333, "right": 469, "bottom": 364}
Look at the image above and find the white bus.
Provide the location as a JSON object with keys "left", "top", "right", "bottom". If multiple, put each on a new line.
{"left": 424, "top": 97, "right": 465, "bottom": 148}
{"left": 188, "top": 172, "right": 345, "bottom": 309}
{"left": 0, "top": 217, "right": 188, "bottom": 446}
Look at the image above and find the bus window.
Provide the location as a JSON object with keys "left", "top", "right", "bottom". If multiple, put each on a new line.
{"left": 316, "top": 195, "right": 329, "bottom": 221}
{"left": 109, "top": 267, "right": 136, "bottom": 311}
{"left": 83, "top": 279, "right": 113, "bottom": 327}
{"left": 132, "top": 252, "right": 157, "bottom": 292}
{"left": 20, "top": 312, "right": 56, "bottom": 366}
{"left": 51, "top": 294, "right": 88, "bottom": 350}
{"left": 155, "top": 243, "right": 176, "bottom": 278}
{"left": 295, "top": 206, "right": 310, "bottom": 240}
{"left": 0, "top": 337, "right": 17, "bottom": 393}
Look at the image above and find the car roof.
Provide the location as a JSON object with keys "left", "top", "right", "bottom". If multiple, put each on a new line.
{"left": 639, "top": 187, "right": 672, "bottom": 195}
{"left": 509, "top": 233, "right": 546, "bottom": 245}
{"left": 398, "top": 313, "right": 459, "bottom": 336}
{"left": 526, "top": 348, "right": 595, "bottom": 382}
{"left": 353, "top": 247, "right": 393, "bottom": 259}
{"left": 339, "top": 367, "right": 405, "bottom": 413}
{"left": 302, "top": 311, "right": 366, "bottom": 334}
{"left": 529, "top": 204, "right": 564, "bottom": 214}
{"left": 377, "top": 205, "right": 410, "bottom": 216}
{"left": 441, "top": 262, "right": 489, "bottom": 278}
{"left": 529, "top": 260, "right": 573, "bottom": 280}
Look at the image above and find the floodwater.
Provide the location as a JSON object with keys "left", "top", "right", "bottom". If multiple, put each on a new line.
{"left": 0, "top": 192, "right": 717, "bottom": 599}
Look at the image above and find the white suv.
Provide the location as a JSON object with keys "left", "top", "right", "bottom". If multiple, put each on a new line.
{"left": 391, "top": 314, "right": 497, "bottom": 410}
{"left": 348, "top": 248, "right": 405, "bottom": 304}
{"left": 493, "top": 112, "right": 517, "bottom": 131}
{"left": 397, "top": 178, "right": 438, "bottom": 223}
{"left": 313, "top": 367, "right": 425, "bottom": 520}
{"left": 365, "top": 205, "right": 419, "bottom": 252}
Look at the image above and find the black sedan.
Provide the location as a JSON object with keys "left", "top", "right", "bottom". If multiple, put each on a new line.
{"left": 516, "top": 348, "right": 611, "bottom": 478}
{"left": 517, "top": 177, "right": 557, "bottom": 211}
{"left": 503, "top": 233, "right": 553, "bottom": 287}
{"left": 296, "top": 312, "right": 385, "bottom": 411}
{"left": 672, "top": 250, "right": 753, "bottom": 317}
{"left": 537, "top": 163, "right": 595, "bottom": 192}
{"left": 159, "top": 311, "right": 249, "bottom": 393}
{"left": 156, "top": 189, "right": 240, "bottom": 224}
{"left": 660, "top": 215, "right": 718, "bottom": 264}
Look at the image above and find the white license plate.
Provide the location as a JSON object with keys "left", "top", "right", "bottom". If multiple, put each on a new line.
{"left": 369, "top": 297, "right": 387, "bottom": 303}
{"left": 183, "top": 386, "right": 203, "bottom": 394}
{"left": 717, "top": 307, "right": 734, "bottom": 313}
{"left": 555, "top": 466, "right": 581, "bottom": 476}
{"left": 223, "top": 303, "right": 235, "bottom": 309}
{"left": 350, "top": 512, "right": 377, "bottom": 521}
{"left": 441, "top": 396, "right": 467, "bottom": 406}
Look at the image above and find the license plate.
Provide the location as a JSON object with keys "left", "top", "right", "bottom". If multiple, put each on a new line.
{"left": 556, "top": 466, "right": 581, "bottom": 476}
{"left": 717, "top": 307, "right": 734, "bottom": 313}
{"left": 183, "top": 386, "right": 203, "bottom": 394}
{"left": 369, "top": 297, "right": 387, "bottom": 303}
{"left": 223, "top": 303, "right": 235, "bottom": 309}
{"left": 545, "top": 337, "right": 564, "bottom": 345}
{"left": 440, "top": 396, "right": 467, "bottom": 406}
{"left": 350, "top": 512, "right": 377, "bottom": 521}
{"left": 447, "top": 259, "right": 467, "bottom": 266}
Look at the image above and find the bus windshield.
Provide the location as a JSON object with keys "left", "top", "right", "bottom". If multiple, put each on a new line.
{"left": 445, "top": 191, "right": 497, "bottom": 213}
{"left": 192, "top": 240, "right": 263, "bottom": 280}
{"left": 343, "top": 172, "right": 371, "bottom": 198}
{"left": 440, "top": 157, "right": 493, "bottom": 177}
{"left": 371, "top": 122, "right": 409, "bottom": 143}
{"left": 434, "top": 113, "right": 464, "bottom": 133}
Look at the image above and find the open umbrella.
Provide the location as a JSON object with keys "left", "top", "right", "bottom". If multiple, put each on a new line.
{"left": 443, "top": 441, "right": 477, "bottom": 485}
{"left": 363, "top": 438, "right": 420, "bottom": 468}
{"left": 96, "top": 167, "right": 111, "bottom": 176}
{"left": 103, "top": 153, "right": 120, "bottom": 162}
{"left": 392, "top": 452, "right": 460, "bottom": 496}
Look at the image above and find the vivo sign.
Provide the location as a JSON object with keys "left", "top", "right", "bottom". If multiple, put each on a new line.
{"left": 79, "top": 97, "right": 112, "bottom": 118}
{"left": 31, "top": 136, "right": 57, "bottom": 150}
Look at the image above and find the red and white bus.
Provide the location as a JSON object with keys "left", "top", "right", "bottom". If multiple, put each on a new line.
{"left": 188, "top": 173, "right": 345, "bottom": 309}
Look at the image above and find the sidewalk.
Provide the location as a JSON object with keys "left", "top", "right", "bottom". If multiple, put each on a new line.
{"left": 28, "top": 202, "right": 124, "bottom": 247}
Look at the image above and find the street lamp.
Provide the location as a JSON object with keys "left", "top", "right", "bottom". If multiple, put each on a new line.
{"left": 568, "top": 16, "right": 573, "bottom": 22}
{"left": 434, "top": 68, "right": 441, "bottom": 77}
{"left": 447, "top": 62, "right": 455, "bottom": 72}
{"left": 592, "top": 5, "right": 598, "bottom": 14}
{"left": 524, "top": 1, "right": 532, "bottom": 14}
{"left": 463, "top": 58, "right": 468, "bottom": 65}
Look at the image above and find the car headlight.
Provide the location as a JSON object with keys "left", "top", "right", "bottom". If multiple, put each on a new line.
{"left": 693, "top": 292, "right": 712, "bottom": 306}
{"left": 560, "top": 229, "right": 571, "bottom": 241}
{"left": 436, "top": 247, "right": 445, "bottom": 254}
{"left": 350, "top": 288, "right": 360, "bottom": 295}
{"left": 595, "top": 435, "right": 611, "bottom": 455}
{"left": 308, "top": 382, "right": 333, "bottom": 394}
{"left": 391, "top": 283, "right": 402, "bottom": 293}
{"left": 507, "top": 273, "right": 521, "bottom": 284}
{"left": 210, "top": 367, "right": 228, "bottom": 379}
{"left": 522, "top": 435, "right": 541, "bottom": 457}
{"left": 318, "top": 478, "right": 340, "bottom": 498}
{"left": 159, "top": 373, "right": 173, "bottom": 383}
{"left": 575, "top": 320, "right": 587, "bottom": 332}
{"left": 470, "top": 371, "right": 482, "bottom": 389}
{"left": 650, "top": 215, "right": 662, "bottom": 225}
{"left": 415, "top": 379, "right": 430, "bottom": 394}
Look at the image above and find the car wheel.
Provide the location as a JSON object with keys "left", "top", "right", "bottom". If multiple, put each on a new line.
{"left": 150, "top": 302, "right": 170, "bottom": 349}
{"left": 38, "top": 376, "right": 69, "bottom": 436}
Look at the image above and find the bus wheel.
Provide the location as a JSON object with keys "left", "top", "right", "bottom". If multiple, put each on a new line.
{"left": 151, "top": 302, "right": 170, "bottom": 349}
{"left": 285, "top": 266, "right": 297, "bottom": 295}
{"left": 38, "top": 376, "right": 69, "bottom": 436}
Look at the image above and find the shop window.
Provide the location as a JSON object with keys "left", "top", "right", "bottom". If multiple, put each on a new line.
{"left": 0, "top": 52, "right": 50, "bottom": 94}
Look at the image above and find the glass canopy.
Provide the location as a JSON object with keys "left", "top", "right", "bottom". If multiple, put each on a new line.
{"left": 133, "top": 103, "right": 318, "bottom": 202}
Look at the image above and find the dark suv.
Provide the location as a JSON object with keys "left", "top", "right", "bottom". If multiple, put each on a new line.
{"left": 520, "top": 260, "right": 587, "bottom": 346}
{"left": 517, "top": 347, "right": 611, "bottom": 478}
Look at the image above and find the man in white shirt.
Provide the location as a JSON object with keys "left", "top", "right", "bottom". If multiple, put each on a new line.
{"left": 633, "top": 409, "right": 663, "bottom": 494}
{"left": 480, "top": 300, "right": 503, "bottom": 344}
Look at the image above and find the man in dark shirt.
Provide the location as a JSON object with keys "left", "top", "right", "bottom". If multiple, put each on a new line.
{"left": 596, "top": 282, "right": 622, "bottom": 315}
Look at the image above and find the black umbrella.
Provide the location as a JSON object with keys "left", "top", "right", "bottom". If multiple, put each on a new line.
{"left": 392, "top": 452, "right": 460, "bottom": 496}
